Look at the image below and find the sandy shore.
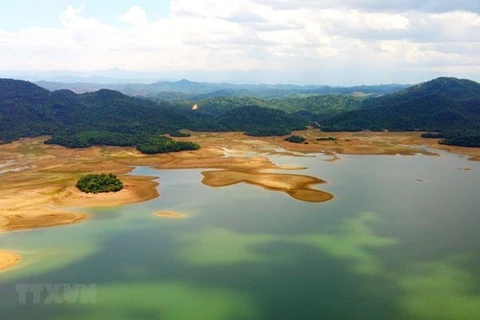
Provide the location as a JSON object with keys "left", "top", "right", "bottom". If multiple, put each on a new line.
{"left": 0, "top": 250, "right": 20, "bottom": 272}
{"left": 1, "top": 131, "right": 478, "bottom": 233}
{"left": 154, "top": 211, "right": 189, "bottom": 219}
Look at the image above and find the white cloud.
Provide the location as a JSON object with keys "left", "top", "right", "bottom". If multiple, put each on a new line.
{"left": 118, "top": 6, "right": 149, "bottom": 26}
{"left": 0, "top": 1, "right": 478, "bottom": 83}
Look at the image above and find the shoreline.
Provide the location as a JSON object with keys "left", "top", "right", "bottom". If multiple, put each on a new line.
{"left": 0, "top": 130, "right": 477, "bottom": 233}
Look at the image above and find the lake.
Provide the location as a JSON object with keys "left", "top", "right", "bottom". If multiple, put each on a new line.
{"left": 1, "top": 149, "right": 479, "bottom": 320}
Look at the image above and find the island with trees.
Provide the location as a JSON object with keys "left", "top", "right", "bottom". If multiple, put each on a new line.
{"left": 285, "top": 135, "right": 306, "bottom": 143}
{"left": 76, "top": 173, "right": 124, "bottom": 194}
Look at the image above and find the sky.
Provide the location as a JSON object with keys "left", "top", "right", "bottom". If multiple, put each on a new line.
{"left": 0, "top": 0, "right": 479, "bottom": 85}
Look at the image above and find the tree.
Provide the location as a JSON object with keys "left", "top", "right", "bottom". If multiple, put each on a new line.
{"left": 76, "top": 173, "right": 124, "bottom": 194}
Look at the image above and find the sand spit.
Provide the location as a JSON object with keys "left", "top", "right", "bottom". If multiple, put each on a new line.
{"left": 154, "top": 211, "right": 189, "bottom": 219}
{"left": 202, "top": 170, "right": 333, "bottom": 203}
{"left": 0, "top": 250, "right": 20, "bottom": 272}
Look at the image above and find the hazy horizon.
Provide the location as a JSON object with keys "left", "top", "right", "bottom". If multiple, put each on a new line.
{"left": 0, "top": 1, "right": 478, "bottom": 85}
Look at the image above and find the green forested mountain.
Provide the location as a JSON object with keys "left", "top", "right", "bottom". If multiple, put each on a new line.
{"left": 206, "top": 105, "right": 306, "bottom": 136}
{"left": 0, "top": 79, "right": 306, "bottom": 149}
{"left": 321, "top": 77, "right": 480, "bottom": 146}
{"left": 1, "top": 77, "right": 479, "bottom": 149}
{"left": 170, "top": 94, "right": 364, "bottom": 120}
{"left": 0, "top": 79, "right": 191, "bottom": 144}
{"left": 323, "top": 78, "right": 480, "bottom": 131}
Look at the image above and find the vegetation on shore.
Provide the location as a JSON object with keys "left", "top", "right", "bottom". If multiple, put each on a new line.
{"left": 169, "top": 131, "right": 191, "bottom": 137}
{"left": 285, "top": 135, "right": 306, "bottom": 143}
{"left": 421, "top": 133, "right": 446, "bottom": 139}
{"left": 316, "top": 136, "right": 336, "bottom": 141}
{"left": 422, "top": 130, "right": 480, "bottom": 147}
{"left": 136, "top": 136, "right": 200, "bottom": 154}
{"left": 76, "top": 174, "right": 124, "bottom": 194}
{"left": 439, "top": 134, "right": 480, "bottom": 147}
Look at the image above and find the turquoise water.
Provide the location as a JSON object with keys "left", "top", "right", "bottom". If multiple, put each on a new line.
{"left": 1, "top": 150, "right": 479, "bottom": 319}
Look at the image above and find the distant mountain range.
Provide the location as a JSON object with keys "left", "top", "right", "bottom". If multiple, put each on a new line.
{"left": 35, "top": 79, "right": 410, "bottom": 99}
{"left": 0, "top": 77, "right": 478, "bottom": 148}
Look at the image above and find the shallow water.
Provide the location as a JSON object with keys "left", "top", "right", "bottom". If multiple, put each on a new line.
{"left": 1, "top": 150, "right": 479, "bottom": 320}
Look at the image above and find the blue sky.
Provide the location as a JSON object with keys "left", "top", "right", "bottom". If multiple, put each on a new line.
{"left": 0, "top": 1, "right": 170, "bottom": 30}
{"left": 0, "top": 0, "right": 478, "bottom": 85}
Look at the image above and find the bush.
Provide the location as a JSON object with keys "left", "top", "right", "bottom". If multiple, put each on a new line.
{"left": 316, "top": 136, "right": 336, "bottom": 141}
{"left": 76, "top": 173, "right": 124, "bottom": 194}
{"left": 285, "top": 135, "right": 306, "bottom": 143}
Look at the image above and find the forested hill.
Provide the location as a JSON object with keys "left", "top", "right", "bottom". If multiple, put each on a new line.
{"left": 323, "top": 77, "right": 480, "bottom": 132}
{"left": 0, "top": 79, "right": 306, "bottom": 146}
{"left": 1, "top": 77, "right": 479, "bottom": 149}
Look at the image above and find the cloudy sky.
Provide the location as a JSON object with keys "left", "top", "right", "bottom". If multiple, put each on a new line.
{"left": 0, "top": 0, "right": 479, "bottom": 85}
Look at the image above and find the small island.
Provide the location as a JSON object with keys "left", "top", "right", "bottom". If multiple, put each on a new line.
{"left": 285, "top": 135, "right": 306, "bottom": 143}
{"left": 76, "top": 173, "right": 124, "bottom": 194}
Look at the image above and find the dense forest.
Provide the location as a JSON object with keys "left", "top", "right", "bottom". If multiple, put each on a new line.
{"left": 76, "top": 174, "right": 124, "bottom": 194}
{"left": 136, "top": 136, "right": 200, "bottom": 154}
{"left": 169, "top": 95, "right": 363, "bottom": 120}
{"left": 0, "top": 79, "right": 306, "bottom": 152}
{"left": 1, "top": 77, "right": 479, "bottom": 149}
{"left": 321, "top": 78, "right": 480, "bottom": 146}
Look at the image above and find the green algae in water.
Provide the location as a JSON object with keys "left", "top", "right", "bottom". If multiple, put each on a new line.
{"left": 1, "top": 151, "right": 480, "bottom": 319}
{"left": 400, "top": 257, "right": 480, "bottom": 320}
{"left": 59, "top": 282, "right": 260, "bottom": 320}
{"left": 178, "top": 227, "right": 278, "bottom": 265}
{"left": 291, "top": 211, "right": 397, "bottom": 275}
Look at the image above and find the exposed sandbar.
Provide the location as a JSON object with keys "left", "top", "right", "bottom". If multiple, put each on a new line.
{"left": 0, "top": 250, "right": 20, "bottom": 271}
{"left": 0, "top": 209, "right": 89, "bottom": 232}
{"left": 154, "top": 211, "right": 189, "bottom": 219}
{"left": 201, "top": 170, "right": 333, "bottom": 203}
